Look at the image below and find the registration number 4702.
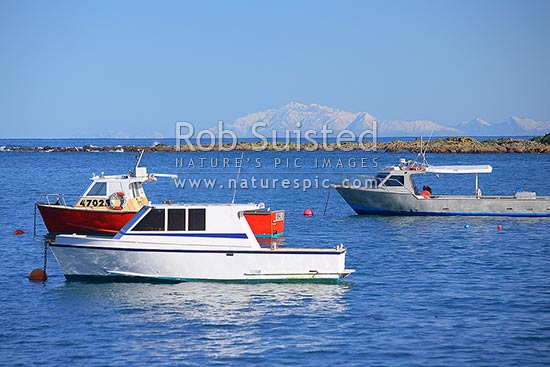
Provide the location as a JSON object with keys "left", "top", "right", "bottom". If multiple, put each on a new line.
{"left": 78, "top": 199, "right": 107, "bottom": 207}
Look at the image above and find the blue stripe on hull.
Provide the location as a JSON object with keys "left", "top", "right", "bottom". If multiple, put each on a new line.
{"left": 350, "top": 205, "right": 550, "bottom": 217}
{"left": 50, "top": 243, "right": 344, "bottom": 256}
{"left": 120, "top": 232, "right": 248, "bottom": 238}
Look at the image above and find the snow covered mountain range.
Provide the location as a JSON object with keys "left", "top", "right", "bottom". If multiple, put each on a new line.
{"left": 222, "top": 102, "right": 549, "bottom": 137}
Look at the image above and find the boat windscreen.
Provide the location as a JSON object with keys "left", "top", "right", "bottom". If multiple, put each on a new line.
{"left": 384, "top": 175, "right": 405, "bottom": 187}
{"left": 133, "top": 208, "right": 165, "bottom": 231}
{"left": 118, "top": 206, "right": 149, "bottom": 234}
{"left": 87, "top": 182, "right": 107, "bottom": 196}
{"left": 375, "top": 173, "right": 388, "bottom": 184}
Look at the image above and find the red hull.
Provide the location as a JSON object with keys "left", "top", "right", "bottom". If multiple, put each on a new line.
{"left": 37, "top": 203, "right": 137, "bottom": 234}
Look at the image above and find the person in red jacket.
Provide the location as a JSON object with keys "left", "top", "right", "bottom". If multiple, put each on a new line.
{"left": 421, "top": 185, "right": 432, "bottom": 198}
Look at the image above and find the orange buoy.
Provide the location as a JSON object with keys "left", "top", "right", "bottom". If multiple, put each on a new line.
{"left": 29, "top": 268, "right": 47, "bottom": 281}
{"left": 497, "top": 225, "right": 503, "bottom": 231}
{"left": 13, "top": 229, "right": 24, "bottom": 235}
{"left": 303, "top": 208, "right": 313, "bottom": 216}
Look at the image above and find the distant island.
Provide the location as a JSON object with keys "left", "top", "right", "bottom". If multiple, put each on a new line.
{"left": 2, "top": 135, "right": 550, "bottom": 153}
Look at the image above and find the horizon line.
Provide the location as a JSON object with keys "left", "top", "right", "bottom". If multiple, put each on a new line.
{"left": 0, "top": 134, "right": 543, "bottom": 140}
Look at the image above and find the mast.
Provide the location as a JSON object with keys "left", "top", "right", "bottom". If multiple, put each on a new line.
{"left": 231, "top": 152, "right": 244, "bottom": 204}
{"left": 134, "top": 150, "right": 144, "bottom": 175}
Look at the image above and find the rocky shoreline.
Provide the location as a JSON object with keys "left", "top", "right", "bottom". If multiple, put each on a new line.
{"left": 2, "top": 134, "right": 550, "bottom": 153}
{"left": 381, "top": 136, "right": 550, "bottom": 153}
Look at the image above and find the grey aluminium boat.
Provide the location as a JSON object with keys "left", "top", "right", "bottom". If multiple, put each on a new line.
{"left": 333, "top": 158, "right": 550, "bottom": 217}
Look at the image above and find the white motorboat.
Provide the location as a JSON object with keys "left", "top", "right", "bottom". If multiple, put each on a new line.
{"left": 50, "top": 203, "right": 354, "bottom": 282}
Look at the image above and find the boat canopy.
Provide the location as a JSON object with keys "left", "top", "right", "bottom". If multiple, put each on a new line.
{"left": 425, "top": 165, "right": 493, "bottom": 174}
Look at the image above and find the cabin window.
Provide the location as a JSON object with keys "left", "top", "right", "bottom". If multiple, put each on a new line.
{"left": 375, "top": 173, "right": 389, "bottom": 185}
{"left": 133, "top": 208, "right": 165, "bottom": 231}
{"left": 168, "top": 209, "right": 186, "bottom": 231}
{"left": 188, "top": 208, "right": 206, "bottom": 231}
{"left": 409, "top": 176, "right": 419, "bottom": 194}
{"left": 385, "top": 175, "right": 405, "bottom": 187}
{"left": 88, "top": 182, "right": 107, "bottom": 196}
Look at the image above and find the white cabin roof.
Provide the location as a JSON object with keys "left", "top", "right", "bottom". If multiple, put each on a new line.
{"left": 147, "top": 202, "right": 264, "bottom": 210}
{"left": 425, "top": 165, "right": 493, "bottom": 174}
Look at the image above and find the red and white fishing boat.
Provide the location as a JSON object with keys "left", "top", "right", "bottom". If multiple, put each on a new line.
{"left": 37, "top": 152, "right": 285, "bottom": 237}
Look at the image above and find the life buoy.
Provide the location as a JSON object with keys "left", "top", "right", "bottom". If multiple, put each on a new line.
{"left": 108, "top": 191, "right": 126, "bottom": 210}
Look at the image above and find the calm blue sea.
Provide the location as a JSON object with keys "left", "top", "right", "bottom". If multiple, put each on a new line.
{"left": 1, "top": 142, "right": 549, "bottom": 366}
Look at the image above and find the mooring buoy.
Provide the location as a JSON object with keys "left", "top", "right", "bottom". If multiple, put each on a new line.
{"left": 29, "top": 268, "right": 47, "bottom": 281}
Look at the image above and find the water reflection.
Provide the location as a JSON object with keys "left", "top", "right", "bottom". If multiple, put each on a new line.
{"left": 52, "top": 281, "right": 351, "bottom": 360}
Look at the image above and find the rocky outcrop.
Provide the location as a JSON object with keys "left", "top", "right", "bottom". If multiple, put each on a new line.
{"left": 382, "top": 137, "right": 550, "bottom": 153}
{"left": 531, "top": 133, "right": 550, "bottom": 145}
{"left": 2, "top": 136, "right": 550, "bottom": 153}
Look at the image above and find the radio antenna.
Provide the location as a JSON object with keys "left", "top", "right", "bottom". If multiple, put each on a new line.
{"left": 422, "top": 128, "right": 435, "bottom": 165}
{"left": 134, "top": 149, "right": 145, "bottom": 174}
{"left": 231, "top": 151, "right": 245, "bottom": 204}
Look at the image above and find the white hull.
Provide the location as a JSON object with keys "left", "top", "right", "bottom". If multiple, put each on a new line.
{"left": 50, "top": 236, "right": 352, "bottom": 282}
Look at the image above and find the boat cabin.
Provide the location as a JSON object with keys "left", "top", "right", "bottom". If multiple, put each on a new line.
{"left": 373, "top": 164, "right": 427, "bottom": 195}
{"left": 76, "top": 167, "right": 177, "bottom": 212}
{"left": 115, "top": 203, "right": 262, "bottom": 249}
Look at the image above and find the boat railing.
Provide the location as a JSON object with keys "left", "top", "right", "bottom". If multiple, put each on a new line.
{"left": 42, "top": 193, "right": 77, "bottom": 206}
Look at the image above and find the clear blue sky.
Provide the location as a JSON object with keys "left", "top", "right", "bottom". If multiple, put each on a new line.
{"left": 1, "top": 0, "right": 549, "bottom": 138}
